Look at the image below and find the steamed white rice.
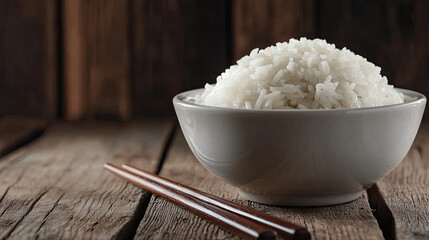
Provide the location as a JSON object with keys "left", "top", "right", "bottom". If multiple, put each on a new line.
{"left": 188, "top": 38, "right": 405, "bottom": 109}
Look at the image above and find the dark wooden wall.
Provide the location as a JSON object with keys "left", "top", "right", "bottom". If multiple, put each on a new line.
{"left": 0, "top": 0, "right": 57, "bottom": 118}
{"left": 1, "top": 0, "right": 428, "bottom": 119}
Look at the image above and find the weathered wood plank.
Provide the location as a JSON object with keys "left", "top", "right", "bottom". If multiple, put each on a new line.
{"left": 63, "top": 0, "right": 130, "bottom": 120}
{"left": 0, "top": 116, "right": 47, "bottom": 157}
{"left": 136, "top": 130, "right": 384, "bottom": 239}
{"left": 0, "top": 0, "right": 57, "bottom": 118}
{"left": 232, "top": 0, "right": 315, "bottom": 61}
{"left": 374, "top": 121, "right": 429, "bottom": 239}
{"left": 131, "top": 0, "right": 230, "bottom": 116}
{"left": 0, "top": 119, "right": 173, "bottom": 239}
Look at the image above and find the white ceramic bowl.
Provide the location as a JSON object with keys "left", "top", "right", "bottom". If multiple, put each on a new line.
{"left": 173, "top": 88, "right": 426, "bottom": 206}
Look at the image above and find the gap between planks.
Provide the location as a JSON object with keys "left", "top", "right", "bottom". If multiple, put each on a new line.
{"left": 116, "top": 121, "right": 177, "bottom": 240}
{"left": 369, "top": 121, "right": 429, "bottom": 240}
{"left": 367, "top": 185, "right": 396, "bottom": 240}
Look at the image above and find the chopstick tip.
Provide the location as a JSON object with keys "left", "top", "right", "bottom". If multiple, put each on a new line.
{"left": 294, "top": 228, "right": 311, "bottom": 240}
{"left": 104, "top": 162, "right": 117, "bottom": 171}
{"left": 257, "top": 231, "right": 277, "bottom": 240}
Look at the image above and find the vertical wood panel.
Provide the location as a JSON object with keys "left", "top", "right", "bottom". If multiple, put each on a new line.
{"left": 318, "top": 0, "right": 429, "bottom": 116}
{"left": 233, "top": 0, "right": 315, "bottom": 61}
{"left": 63, "top": 0, "right": 85, "bottom": 120}
{"left": 131, "top": 0, "right": 230, "bottom": 116}
{"left": 0, "top": 0, "right": 57, "bottom": 118}
{"left": 63, "top": 0, "right": 130, "bottom": 120}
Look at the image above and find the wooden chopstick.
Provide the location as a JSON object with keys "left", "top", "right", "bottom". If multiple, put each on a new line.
{"left": 121, "top": 163, "right": 310, "bottom": 240}
{"left": 104, "top": 163, "right": 277, "bottom": 240}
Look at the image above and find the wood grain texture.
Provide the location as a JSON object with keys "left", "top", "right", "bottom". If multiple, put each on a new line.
{"left": 318, "top": 0, "right": 429, "bottom": 117}
{"left": 0, "top": 0, "right": 57, "bottom": 118}
{"left": 0, "top": 116, "right": 47, "bottom": 157}
{"left": 375, "top": 121, "right": 429, "bottom": 239}
{"left": 63, "top": 0, "right": 130, "bottom": 120}
{"left": 136, "top": 130, "right": 384, "bottom": 240}
{"left": 232, "top": 0, "right": 315, "bottom": 61}
{"left": 131, "top": 0, "right": 230, "bottom": 116}
{"left": 0, "top": 119, "right": 173, "bottom": 239}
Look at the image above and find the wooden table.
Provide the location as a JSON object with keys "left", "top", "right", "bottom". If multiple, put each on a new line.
{"left": 0, "top": 116, "right": 427, "bottom": 240}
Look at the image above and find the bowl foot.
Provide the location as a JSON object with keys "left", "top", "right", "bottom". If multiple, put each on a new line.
{"left": 238, "top": 190, "right": 364, "bottom": 207}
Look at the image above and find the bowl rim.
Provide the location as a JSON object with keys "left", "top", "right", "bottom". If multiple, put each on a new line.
{"left": 173, "top": 88, "right": 426, "bottom": 113}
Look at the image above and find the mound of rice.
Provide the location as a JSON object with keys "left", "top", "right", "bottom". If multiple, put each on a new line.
{"left": 188, "top": 38, "right": 404, "bottom": 109}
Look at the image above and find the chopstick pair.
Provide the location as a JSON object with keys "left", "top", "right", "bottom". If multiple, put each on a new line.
{"left": 104, "top": 163, "right": 310, "bottom": 240}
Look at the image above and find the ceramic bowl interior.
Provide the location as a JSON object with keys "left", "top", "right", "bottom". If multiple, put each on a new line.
{"left": 173, "top": 88, "right": 426, "bottom": 206}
